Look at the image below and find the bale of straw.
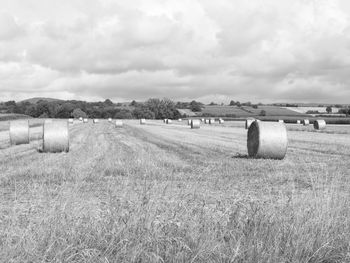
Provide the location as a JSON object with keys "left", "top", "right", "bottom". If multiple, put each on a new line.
{"left": 278, "top": 120, "right": 284, "bottom": 123}
{"left": 201, "top": 118, "right": 205, "bottom": 122}
{"left": 247, "top": 121, "right": 288, "bottom": 159}
{"left": 303, "top": 119, "right": 309, "bottom": 126}
{"left": 191, "top": 119, "right": 200, "bottom": 129}
{"left": 83, "top": 118, "right": 88, "bottom": 123}
{"left": 188, "top": 119, "right": 192, "bottom": 125}
{"left": 205, "top": 119, "right": 209, "bottom": 124}
{"left": 140, "top": 119, "right": 146, "bottom": 125}
{"left": 178, "top": 119, "right": 182, "bottom": 122}
{"left": 68, "top": 118, "right": 74, "bottom": 124}
{"left": 209, "top": 119, "right": 215, "bottom": 124}
{"left": 79, "top": 117, "right": 83, "bottom": 121}
{"left": 163, "top": 119, "right": 167, "bottom": 123}
{"left": 10, "top": 120, "right": 30, "bottom": 145}
{"left": 245, "top": 118, "right": 255, "bottom": 129}
{"left": 314, "top": 120, "right": 326, "bottom": 130}
{"left": 296, "top": 120, "right": 301, "bottom": 124}
{"left": 166, "top": 119, "right": 172, "bottom": 124}
{"left": 43, "top": 121, "right": 69, "bottom": 153}
{"left": 115, "top": 120, "right": 123, "bottom": 128}
{"left": 44, "top": 119, "right": 53, "bottom": 124}
{"left": 93, "top": 119, "right": 99, "bottom": 124}
{"left": 108, "top": 118, "right": 112, "bottom": 122}
{"left": 219, "top": 119, "right": 224, "bottom": 124}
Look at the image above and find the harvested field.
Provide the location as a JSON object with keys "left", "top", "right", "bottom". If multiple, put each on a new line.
{"left": 1, "top": 119, "right": 350, "bottom": 262}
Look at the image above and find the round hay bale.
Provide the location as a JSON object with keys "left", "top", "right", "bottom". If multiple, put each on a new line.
{"left": 191, "top": 119, "right": 200, "bottom": 129}
{"left": 201, "top": 118, "right": 205, "bottom": 122}
{"left": 10, "top": 120, "right": 30, "bottom": 145}
{"left": 79, "top": 117, "right": 83, "bottom": 121}
{"left": 115, "top": 120, "right": 123, "bottom": 127}
{"left": 108, "top": 118, "right": 112, "bottom": 122}
{"left": 209, "top": 119, "right": 215, "bottom": 124}
{"left": 278, "top": 120, "right": 284, "bottom": 123}
{"left": 187, "top": 119, "right": 192, "bottom": 125}
{"left": 245, "top": 118, "right": 255, "bottom": 129}
{"left": 43, "top": 121, "right": 69, "bottom": 153}
{"left": 166, "top": 119, "right": 172, "bottom": 124}
{"left": 247, "top": 121, "right": 288, "bottom": 159}
{"left": 205, "top": 119, "right": 209, "bottom": 124}
{"left": 219, "top": 119, "right": 224, "bottom": 124}
{"left": 68, "top": 118, "right": 74, "bottom": 124}
{"left": 140, "top": 119, "right": 146, "bottom": 125}
{"left": 44, "top": 119, "right": 53, "bottom": 124}
{"left": 302, "top": 119, "right": 310, "bottom": 126}
{"left": 93, "top": 119, "right": 99, "bottom": 124}
{"left": 296, "top": 120, "right": 301, "bottom": 124}
{"left": 163, "top": 119, "right": 167, "bottom": 123}
{"left": 83, "top": 118, "right": 88, "bottom": 123}
{"left": 314, "top": 120, "right": 326, "bottom": 130}
{"left": 178, "top": 118, "right": 182, "bottom": 122}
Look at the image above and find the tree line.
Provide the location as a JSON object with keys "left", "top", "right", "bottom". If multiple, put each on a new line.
{"left": 0, "top": 98, "right": 204, "bottom": 119}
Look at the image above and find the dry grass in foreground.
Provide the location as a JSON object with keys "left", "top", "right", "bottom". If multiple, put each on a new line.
{"left": 0, "top": 120, "right": 350, "bottom": 262}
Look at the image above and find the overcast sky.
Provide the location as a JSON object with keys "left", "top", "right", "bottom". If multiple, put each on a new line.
{"left": 1, "top": 0, "right": 350, "bottom": 103}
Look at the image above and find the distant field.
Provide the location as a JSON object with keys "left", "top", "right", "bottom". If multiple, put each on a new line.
{"left": 1, "top": 120, "right": 350, "bottom": 262}
{"left": 0, "top": 113, "right": 31, "bottom": 121}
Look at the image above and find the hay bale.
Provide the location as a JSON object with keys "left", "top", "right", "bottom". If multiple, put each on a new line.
{"left": 79, "top": 117, "right": 83, "bottom": 121}
{"left": 43, "top": 121, "right": 69, "bottom": 153}
{"left": 219, "top": 119, "right": 224, "bottom": 124}
{"left": 205, "top": 119, "right": 209, "bottom": 124}
{"left": 115, "top": 120, "right": 123, "bottom": 127}
{"left": 163, "top": 119, "right": 167, "bottom": 123}
{"left": 303, "top": 119, "right": 309, "bottom": 126}
{"left": 314, "top": 120, "right": 326, "bottom": 130}
{"left": 178, "top": 118, "right": 182, "bottom": 122}
{"left": 191, "top": 119, "right": 200, "bottom": 129}
{"left": 140, "top": 119, "right": 146, "bottom": 125}
{"left": 68, "top": 118, "right": 74, "bottom": 124}
{"left": 188, "top": 119, "right": 192, "bottom": 125}
{"left": 201, "top": 118, "right": 205, "bottom": 122}
{"left": 108, "top": 118, "right": 112, "bottom": 122}
{"left": 166, "top": 119, "right": 172, "bottom": 124}
{"left": 10, "top": 120, "right": 30, "bottom": 145}
{"left": 247, "top": 121, "right": 288, "bottom": 159}
{"left": 209, "top": 118, "right": 215, "bottom": 124}
{"left": 278, "top": 120, "right": 284, "bottom": 123}
{"left": 245, "top": 118, "right": 255, "bottom": 129}
{"left": 296, "top": 120, "right": 301, "bottom": 124}
{"left": 93, "top": 119, "right": 99, "bottom": 124}
{"left": 83, "top": 118, "right": 88, "bottom": 123}
{"left": 44, "top": 119, "right": 53, "bottom": 124}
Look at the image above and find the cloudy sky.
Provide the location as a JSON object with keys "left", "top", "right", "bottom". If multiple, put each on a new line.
{"left": 1, "top": 0, "right": 350, "bottom": 103}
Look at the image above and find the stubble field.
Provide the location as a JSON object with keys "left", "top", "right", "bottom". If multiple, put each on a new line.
{"left": 0, "top": 119, "right": 350, "bottom": 262}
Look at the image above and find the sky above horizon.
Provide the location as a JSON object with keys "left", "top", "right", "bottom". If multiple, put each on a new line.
{"left": 1, "top": 0, "right": 350, "bottom": 104}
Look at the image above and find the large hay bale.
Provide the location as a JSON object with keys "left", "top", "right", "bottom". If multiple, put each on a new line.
{"left": 10, "top": 120, "right": 30, "bottom": 145}
{"left": 93, "top": 119, "right": 99, "bottom": 124}
{"left": 178, "top": 118, "right": 182, "bottom": 122}
{"left": 188, "top": 119, "right": 192, "bottom": 125}
{"left": 205, "top": 119, "right": 209, "bottom": 124}
{"left": 140, "top": 119, "right": 146, "bottom": 125}
{"left": 201, "top": 118, "right": 205, "bottom": 122}
{"left": 278, "top": 120, "right": 284, "bottom": 123}
{"left": 191, "top": 119, "right": 200, "bottom": 129}
{"left": 43, "top": 121, "right": 69, "bottom": 153}
{"left": 314, "top": 120, "right": 326, "bottom": 130}
{"left": 302, "top": 119, "right": 309, "bottom": 126}
{"left": 163, "top": 119, "right": 167, "bottom": 123}
{"left": 209, "top": 118, "right": 215, "bottom": 124}
{"left": 68, "top": 118, "right": 74, "bottom": 124}
{"left": 44, "top": 119, "right": 53, "bottom": 124}
{"left": 296, "top": 120, "right": 301, "bottom": 124}
{"left": 115, "top": 120, "right": 123, "bottom": 128}
{"left": 219, "top": 119, "right": 224, "bottom": 124}
{"left": 247, "top": 121, "right": 288, "bottom": 159}
{"left": 79, "top": 117, "right": 83, "bottom": 121}
{"left": 83, "top": 118, "right": 88, "bottom": 123}
{"left": 108, "top": 118, "right": 112, "bottom": 122}
{"left": 245, "top": 118, "right": 255, "bottom": 129}
{"left": 166, "top": 119, "right": 172, "bottom": 124}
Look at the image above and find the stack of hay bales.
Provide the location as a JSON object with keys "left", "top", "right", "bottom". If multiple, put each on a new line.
{"left": 166, "top": 119, "right": 172, "bottom": 124}
{"left": 10, "top": 120, "right": 30, "bottom": 145}
{"left": 303, "top": 119, "right": 310, "bottom": 126}
{"left": 209, "top": 119, "right": 215, "bottom": 124}
{"left": 93, "top": 119, "right": 99, "bottom": 124}
{"left": 191, "top": 119, "right": 200, "bottom": 129}
{"left": 247, "top": 121, "right": 288, "bottom": 159}
{"left": 219, "top": 118, "right": 224, "bottom": 124}
{"left": 43, "top": 121, "right": 69, "bottom": 153}
{"left": 314, "top": 120, "right": 326, "bottom": 130}
{"left": 68, "top": 118, "right": 74, "bottom": 124}
{"left": 296, "top": 120, "right": 301, "bottom": 124}
{"left": 108, "top": 118, "right": 112, "bottom": 122}
{"left": 245, "top": 118, "right": 255, "bottom": 130}
{"left": 115, "top": 120, "right": 123, "bottom": 128}
{"left": 140, "top": 119, "right": 146, "bottom": 125}
{"left": 83, "top": 118, "right": 88, "bottom": 123}
{"left": 188, "top": 119, "right": 192, "bottom": 125}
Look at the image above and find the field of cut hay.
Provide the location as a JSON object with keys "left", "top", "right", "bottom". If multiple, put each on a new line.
{"left": 1, "top": 119, "right": 350, "bottom": 262}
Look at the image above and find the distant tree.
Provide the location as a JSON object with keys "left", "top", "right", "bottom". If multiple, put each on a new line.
{"left": 259, "top": 110, "right": 266, "bottom": 116}
{"left": 252, "top": 105, "right": 258, "bottom": 109}
{"left": 190, "top": 100, "right": 202, "bottom": 112}
{"left": 236, "top": 101, "right": 241, "bottom": 107}
{"left": 133, "top": 106, "right": 155, "bottom": 119}
{"left": 114, "top": 109, "right": 133, "bottom": 119}
{"left": 104, "top": 99, "right": 114, "bottom": 106}
{"left": 209, "top": 102, "right": 217, "bottom": 105}
{"left": 326, "top": 106, "right": 332, "bottom": 114}
{"left": 25, "top": 105, "right": 37, "bottom": 117}
{"left": 229, "top": 100, "right": 235, "bottom": 106}
{"left": 130, "top": 100, "right": 138, "bottom": 107}
{"left": 71, "top": 108, "right": 87, "bottom": 118}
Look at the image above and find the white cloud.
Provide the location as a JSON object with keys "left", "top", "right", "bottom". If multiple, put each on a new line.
{"left": 1, "top": 0, "right": 350, "bottom": 103}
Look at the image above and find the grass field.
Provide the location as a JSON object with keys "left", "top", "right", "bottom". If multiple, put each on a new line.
{"left": 1, "top": 119, "right": 350, "bottom": 262}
